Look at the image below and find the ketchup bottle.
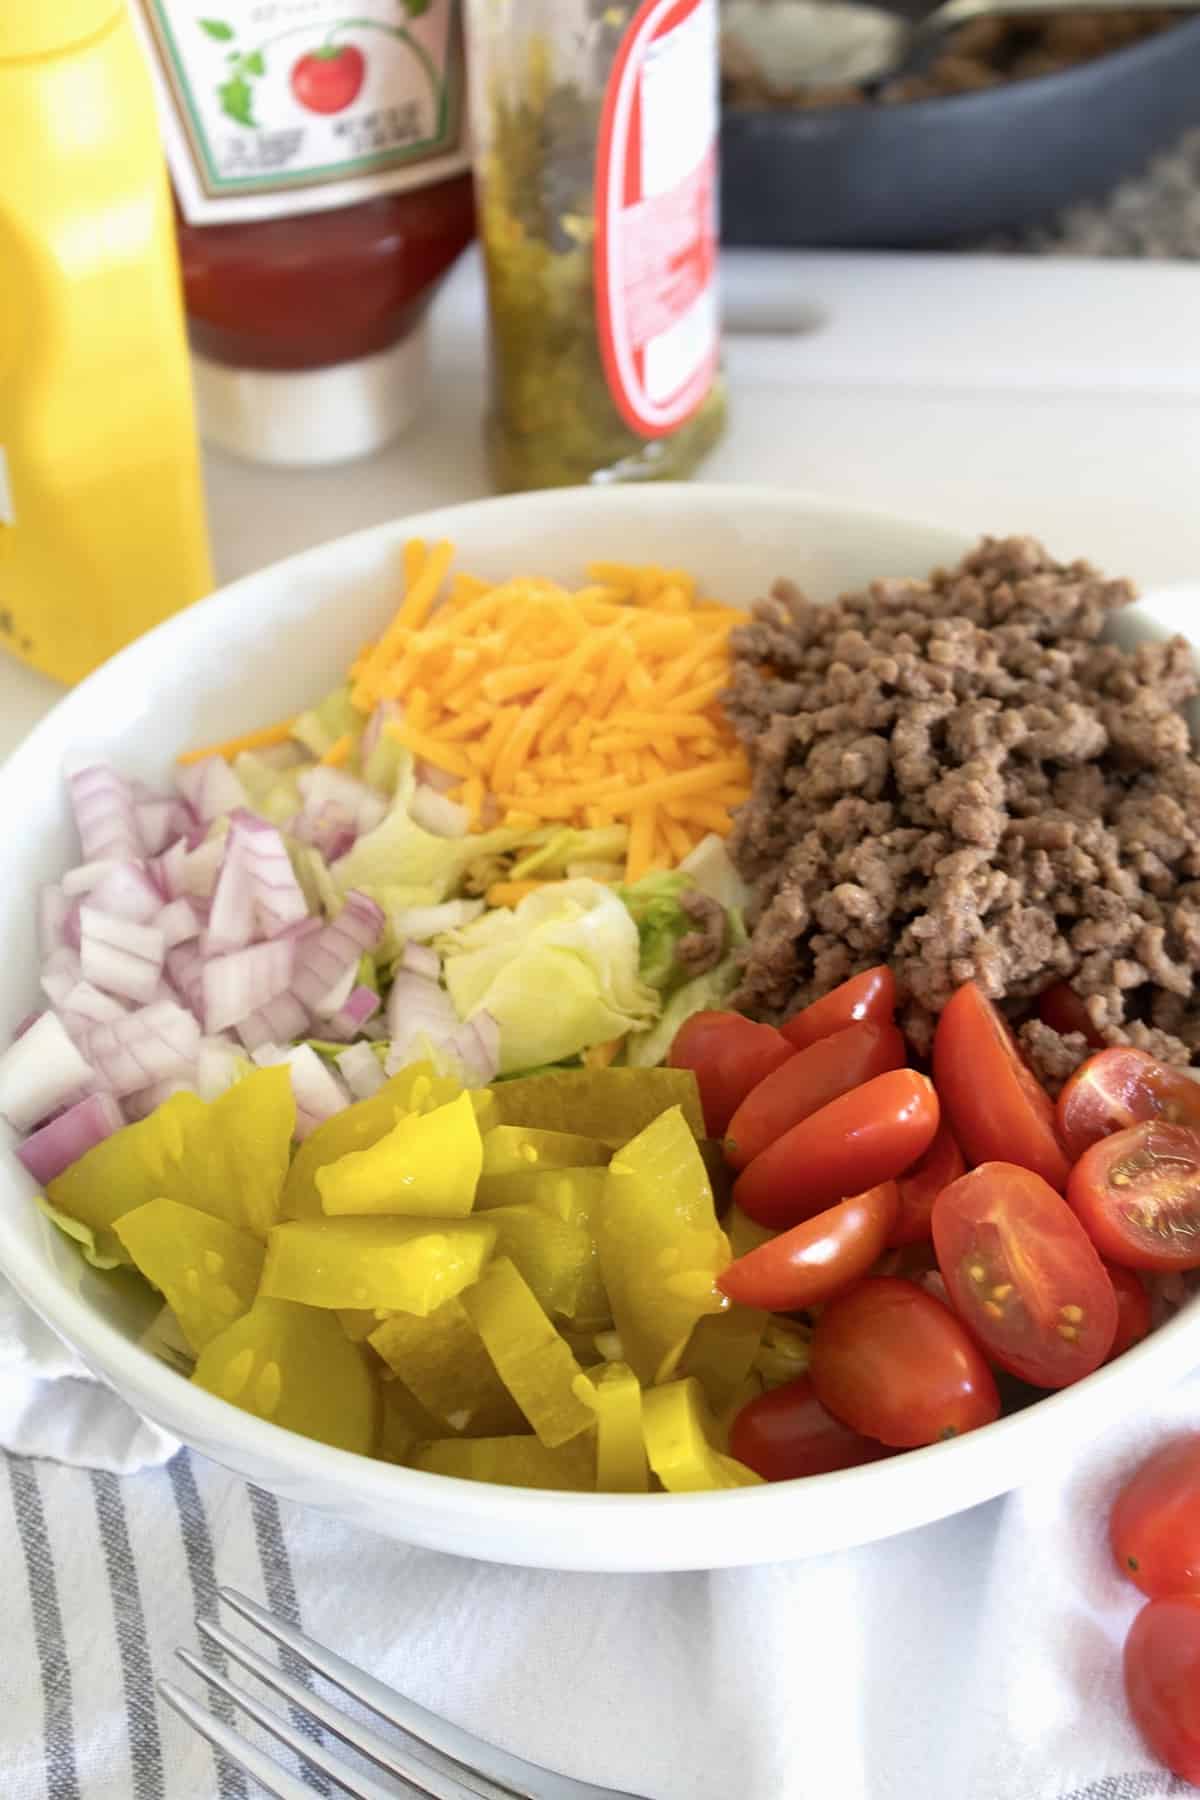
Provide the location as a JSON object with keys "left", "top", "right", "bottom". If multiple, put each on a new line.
{"left": 132, "top": 2, "right": 474, "bottom": 467}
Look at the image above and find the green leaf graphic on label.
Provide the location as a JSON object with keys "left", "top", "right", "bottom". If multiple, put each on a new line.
{"left": 402, "top": 0, "right": 433, "bottom": 13}
{"left": 199, "top": 17, "right": 234, "bottom": 39}
{"left": 242, "top": 49, "right": 266, "bottom": 76}
{"left": 218, "top": 73, "right": 257, "bottom": 128}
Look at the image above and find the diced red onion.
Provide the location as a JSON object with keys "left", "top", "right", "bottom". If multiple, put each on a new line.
{"left": 165, "top": 942, "right": 205, "bottom": 1017}
{"left": 16, "top": 1092, "right": 124, "bottom": 1185}
{"left": 134, "top": 799, "right": 173, "bottom": 857}
{"left": 410, "top": 785, "right": 470, "bottom": 838}
{"left": 235, "top": 991, "right": 309, "bottom": 1053}
{"left": 62, "top": 902, "right": 82, "bottom": 951}
{"left": 336, "top": 1041, "right": 386, "bottom": 1100}
{"left": 12, "top": 1012, "right": 41, "bottom": 1042}
{"left": 388, "top": 898, "right": 484, "bottom": 943}
{"left": 321, "top": 985, "right": 381, "bottom": 1041}
{"left": 360, "top": 700, "right": 399, "bottom": 767}
{"left": 251, "top": 1042, "right": 349, "bottom": 1138}
{"left": 204, "top": 830, "right": 255, "bottom": 955}
{"left": 86, "top": 861, "right": 163, "bottom": 925}
{"left": 455, "top": 1011, "right": 501, "bottom": 1086}
{"left": 150, "top": 839, "right": 188, "bottom": 901}
{"left": 157, "top": 898, "right": 202, "bottom": 948}
{"left": 229, "top": 812, "right": 309, "bottom": 937}
{"left": 203, "top": 938, "right": 294, "bottom": 1035}
{"left": 415, "top": 759, "right": 459, "bottom": 795}
{"left": 0, "top": 1012, "right": 96, "bottom": 1131}
{"left": 124, "top": 1077, "right": 196, "bottom": 1122}
{"left": 66, "top": 762, "right": 142, "bottom": 864}
{"left": 291, "top": 891, "right": 383, "bottom": 1018}
{"left": 83, "top": 1002, "right": 200, "bottom": 1098}
{"left": 39, "top": 886, "right": 69, "bottom": 957}
{"left": 175, "top": 756, "right": 248, "bottom": 824}
{"left": 181, "top": 836, "right": 226, "bottom": 901}
{"left": 196, "top": 1041, "right": 245, "bottom": 1101}
{"left": 385, "top": 969, "right": 459, "bottom": 1046}
{"left": 294, "top": 767, "right": 386, "bottom": 858}
{"left": 398, "top": 942, "right": 440, "bottom": 980}
{"left": 63, "top": 981, "right": 129, "bottom": 1025}
{"left": 80, "top": 908, "right": 166, "bottom": 1006}
{"left": 62, "top": 859, "right": 123, "bottom": 898}
{"left": 41, "top": 949, "right": 83, "bottom": 1008}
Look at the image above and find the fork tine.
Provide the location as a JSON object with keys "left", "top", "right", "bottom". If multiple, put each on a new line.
{"left": 157, "top": 1677, "right": 335, "bottom": 1800}
{"left": 195, "top": 1618, "right": 514, "bottom": 1800}
{"left": 217, "top": 1589, "right": 635, "bottom": 1800}
{"left": 174, "top": 1649, "right": 418, "bottom": 1800}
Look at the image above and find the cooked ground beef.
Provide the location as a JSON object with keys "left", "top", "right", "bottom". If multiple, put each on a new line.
{"left": 676, "top": 888, "right": 728, "bottom": 980}
{"left": 724, "top": 535, "right": 1200, "bottom": 1081}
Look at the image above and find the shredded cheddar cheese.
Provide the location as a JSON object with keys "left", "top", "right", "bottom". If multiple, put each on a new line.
{"left": 346, "top": 540, "right": 752, "bottom": 882}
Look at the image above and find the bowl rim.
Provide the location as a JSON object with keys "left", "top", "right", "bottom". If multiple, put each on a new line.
{"left": 3, "top": 479, "right": 1197, "bottom": 1562}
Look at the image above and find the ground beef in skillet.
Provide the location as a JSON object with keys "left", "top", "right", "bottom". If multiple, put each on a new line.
{"left": 723, "top": 535, "right": 1200, "bottom": 1079}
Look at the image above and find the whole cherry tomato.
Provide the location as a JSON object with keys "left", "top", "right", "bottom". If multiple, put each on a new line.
{"left": 734, "top": 1070, "right": 939, "bottom": 1229}
{"left": 1057, "top": 1047, "right": 1200, "bottom": 1164}
{"left": 1037, "top": 981, "right": 1105, "bottom": 1049}
{"left": 1106, "top": 1263, "right": 1152, "bottom": 1358}
{"left": 780, "top": 966, "right": 896, "bottom": 1053}
{"left": 290, "top": 44, "right": 367, "bottom": 115}
{"left": 933, "top": 982, "right": 1070, "bottom": 1190}
{"left": 729, "top": 1375, "right": 892, "bottom": 1482}
{"left": 1111, "top": 1436, "right": 1200, "bottom": 1598}
{"left": 724, "top": 1020, "right": 906, "bottom": 1171}
{"left": 718, "top": 1182, "right": 898, "bottom": 1312}
{"left": 1068, "top": 1121, "right": 1200, "bottom": 1272}
{"left": 1125, "top": 1595, "right": 1200, "bottom": 1784}
{"left": 809, "top": 1276, "right": 1000, "bottom": 1447}
{"left": 888, "top": 1117, "right": 967, "bottom": 1248}
{"left": 932, "top": 1162, "right": 1117, "bottom": 1388}
{"left": 668, "top": 1011, "right": 793, "bottom": 1138}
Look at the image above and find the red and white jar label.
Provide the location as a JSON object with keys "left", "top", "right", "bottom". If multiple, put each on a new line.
{"left": 595, "top": 0, "right": 720, "bottom": 440}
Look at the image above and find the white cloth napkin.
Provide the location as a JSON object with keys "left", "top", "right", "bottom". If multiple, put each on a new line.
{"left": 0, "top": 1274, "right": 1189, "bottom": 1800}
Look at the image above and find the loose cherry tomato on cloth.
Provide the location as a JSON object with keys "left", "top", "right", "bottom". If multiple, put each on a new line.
{"left": 888, "top": 1116, "right": 967, "bottom": 1248}
{"left": 290, "top": 44, "right": 366, "bottom": 115}
{"left": 718, "top": 1182, "right": 898, "bottom": 1312}
{"left": 1111, "top": 1435, "right": 1200, "bottom": 1597}
{"left": 1068, "top": 1121, "right": 1200, "bottom": 1272}
{"left": 1125, "top": 1595, "right": 1200, "bottom": 1784}
{"left": 780, "top": 967, "right": 896, "bottom": 1053}
{"left": 932, "top": 1162, "right": 1117, "bottom": 1388}
{"left": 809, "top": 1276, "right": 999, "bottom": 1447}
{"left": 724, "top": 1020, "right": 906, "bottom": 1171}
{"left": 933, "top": 982, "right": 1070, "bottom": 1191}
{"left": 734, "top": 1069, "right": 939, "bottom": 1229}
{"left": 1106, "top": 1262, "right": 1152, "bottom": 1358}
{"left": 1057, "top": 1047, "right": 1200, "bottom": 1165}
{"left": 729, "top": 1375, "right": 892, "bottom": 1481}
{"left": 1037, "top": 981, "right": 1105, "bottom": 1049}
{"left": 668, "top": 1011, "right": 793, "bottom": 1138}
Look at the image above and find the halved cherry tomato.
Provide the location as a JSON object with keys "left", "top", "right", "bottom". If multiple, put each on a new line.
{"left": 1068, "top": 1121, "right": 1200, "bottom": 1272}
{"left": 1107, "top": 1262, "right": 1152, "bottom": 1358}
{"left": 1037, "top": 981, "right": 1105, "bottom": 1049}
{"left": 734, "top": 1070, "right": 940, "bottom": 1229}
{"left": 888, "top": 1117, "right": 966, "bottom": 1248}
{"left": 780, "top": 967, "right": 896, "bottom": 1052}
{"left": 724, "top": 1020, "right": 906, "bottom": 1171}
{"left": 932, "top": 1162, "right": 1117, "bottom": 1388}
{"left": 1125, "top": 1595, "right": 1200, "bottom": 1784}
{"left": 1057, "top": 1047, "right": 1200, "bottom": 1164}
{"left": 717, "top": 1182, "right": 898, "bottom": 1311}
{"left": 932, "top": 982, "right": 1070, "bottom": 1190}
{"left": 668, "top": 1011, "right": 793, "bottom": 1138}
{"left": 809, "top": 1276, "right": 999, "bottom": 1447}
{"left": 729, "top": 1375, "right": 892, "bottom": 1481}
{"left": 1111, "top": 1435, "right": 1200, "bottom": 1598}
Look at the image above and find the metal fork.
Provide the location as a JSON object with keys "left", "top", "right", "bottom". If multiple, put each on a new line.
{"left": 158, "top": 1588, "right": 651, "bottom": 1800}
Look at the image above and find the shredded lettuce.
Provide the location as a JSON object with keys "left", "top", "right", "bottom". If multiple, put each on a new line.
{"left": 291, "top": 685, "right": 359, "bottom": 759}
{"left": 508, "top": 826, "right": 628, "bottom": 884}
{"left": 622, "top": 952, "right": 741, "bottom": 1068}
{"left": 233, "top": 752, "right": 303, "bottom": 826}
{"left": 618, "top": 871, "right": 697, "bottom": 994}
{"left": 678, "top": 834, "right": 750, "bottom": 913}
{"left": 439, "top": 879, "right": 659, "bottom": 1074}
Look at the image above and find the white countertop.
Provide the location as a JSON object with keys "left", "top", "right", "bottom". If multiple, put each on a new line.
{"left": 5, "top": 246, "right": 1200, "bottom": 751}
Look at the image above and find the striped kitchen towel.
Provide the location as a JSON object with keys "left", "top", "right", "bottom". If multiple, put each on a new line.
{"left": 0, "top": 1271, "right": 1195, "bottom": 1800}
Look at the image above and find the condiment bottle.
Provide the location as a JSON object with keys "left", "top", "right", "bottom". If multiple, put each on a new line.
{"left": 131, "top": 2, "right": 475, "bottom": 467}
{"left": 465, "top": 0, "right": 727, "bottom": 492}
{"left": 0, "top": 0, "right": 213, "bottom": 686}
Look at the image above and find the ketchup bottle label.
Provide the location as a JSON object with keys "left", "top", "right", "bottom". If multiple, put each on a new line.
{"left": 132, "top": 1, "right": 468, "bottom": 225}
{"left": 594, "top": 0, "right": 720, "bottom": 440}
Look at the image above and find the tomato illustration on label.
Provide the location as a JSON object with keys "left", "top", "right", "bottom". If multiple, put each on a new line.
{"left": 595, "top": 0, "right": 719, "bottom": 439}
{"left": 291, "top": 45, "right": 366, "bottom": 115}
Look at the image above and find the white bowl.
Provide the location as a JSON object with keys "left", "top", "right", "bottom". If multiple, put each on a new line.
{"left": 2, "top": 484, "right": 1197, "bottom": 1573}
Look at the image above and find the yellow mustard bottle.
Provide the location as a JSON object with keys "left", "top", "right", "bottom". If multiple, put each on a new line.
{"left": 0, "top": 0, "right": 213, "bottom": 686}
